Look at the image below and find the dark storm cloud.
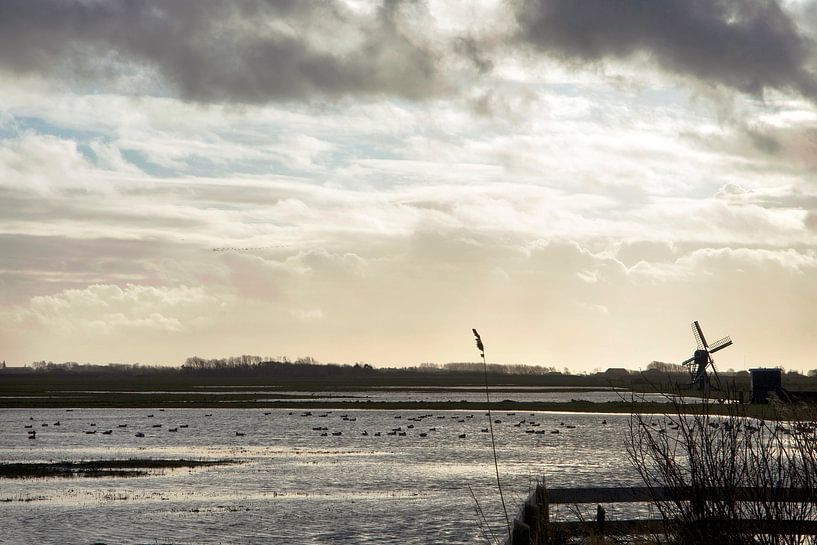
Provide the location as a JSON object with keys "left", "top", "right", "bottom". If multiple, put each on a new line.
{"left": 0, "top": 0, "right": 443, "bottom": 103}
{"left": 515, "top": 0, "right": 817, "bottom": 99}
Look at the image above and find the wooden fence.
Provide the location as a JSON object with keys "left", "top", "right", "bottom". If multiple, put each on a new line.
{"left": 505, "top": 485, "right": 817, "bottom": 544}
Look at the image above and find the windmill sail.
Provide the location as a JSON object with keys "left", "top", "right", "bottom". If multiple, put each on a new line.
{"left": 708, "top": 336, "right": 732, "bottom": 353}
{"left": 692, "top": 321, "right": 708, "bottom": 350}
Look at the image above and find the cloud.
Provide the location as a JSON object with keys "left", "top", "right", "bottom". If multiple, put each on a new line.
{"left": 515, "top": 0, "right": 817, "bottom": 101}
{"left": 10, "top": 283, "right": 220, "bottom": 335}
{"left": 0, "top": 0, "right": 453, "bottom": 104}
{"left": 629, "top": 246, "right": 817, "bottom": 282}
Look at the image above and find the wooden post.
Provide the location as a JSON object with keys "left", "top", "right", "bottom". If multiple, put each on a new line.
{"left": 512, "top": 519, "right": 531, "bottom": 545}
{"left": 524, "top": 499, "right": 540, "bottom": 542}
{"left": 540, "top": 485, "right": 550, "bottom": 545}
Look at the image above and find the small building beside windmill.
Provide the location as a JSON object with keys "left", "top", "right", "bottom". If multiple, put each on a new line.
{"left": 749, "top": 368, "right": 782, "bottom": 404}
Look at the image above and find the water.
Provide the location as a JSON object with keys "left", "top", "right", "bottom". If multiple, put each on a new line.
{"left": 0, "top": 408, "right": 643, "bottom": 545}
{"left": 34, "top": 387, "right": 690, "bottom": 405}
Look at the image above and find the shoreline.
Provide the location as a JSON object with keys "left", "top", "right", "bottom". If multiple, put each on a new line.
{"left": 0, "top": 399, "right": 776, "bottom": 418}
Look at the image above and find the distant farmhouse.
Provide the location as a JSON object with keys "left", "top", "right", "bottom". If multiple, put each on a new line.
{"left": 603, "top": 367, "right": 632, "bottom": 379}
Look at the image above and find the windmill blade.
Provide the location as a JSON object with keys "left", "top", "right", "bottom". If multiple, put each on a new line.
{"left": 709, "top": 355, "right": 723, "bottom": 391}
{"left": 681, "top": 356, "right": 695, "bottom": 366}
{"left": 705, "top": 352, "right": 724, "bottom": 391}
{"left": 708, "top": 336, "right": 732, "bottom": 354}
{"left": 693, "top": 320, "right": 708, "bottom": 350}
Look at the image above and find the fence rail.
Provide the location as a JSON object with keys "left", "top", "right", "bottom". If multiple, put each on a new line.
{"left": 505, "top": 485, "right": 817, "bottom": 545}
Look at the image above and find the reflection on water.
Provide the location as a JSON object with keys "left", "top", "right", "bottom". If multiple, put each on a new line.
{"left": 0, "top": 408, "right": 643, "bottom": 545}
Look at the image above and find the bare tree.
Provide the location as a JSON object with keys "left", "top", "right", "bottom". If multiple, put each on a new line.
{"left": 626, "top": 391, "right": 817, "bottom": 545}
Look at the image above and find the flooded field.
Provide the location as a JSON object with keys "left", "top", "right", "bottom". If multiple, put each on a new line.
{"left": 1, "top": 407, "right": 643, "bottom": 545}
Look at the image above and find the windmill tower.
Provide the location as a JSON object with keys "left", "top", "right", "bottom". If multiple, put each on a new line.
{"left": 681, "top": 320, "right": 733, "bottom": 392}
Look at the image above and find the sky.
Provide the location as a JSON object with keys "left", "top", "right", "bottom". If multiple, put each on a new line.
{"left": 1, "top": 0, "right": 816, "bottom": 371}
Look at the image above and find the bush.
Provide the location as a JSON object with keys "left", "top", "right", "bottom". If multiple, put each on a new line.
{"left": 626, "top": 391, "right": 817, "bottom": 545}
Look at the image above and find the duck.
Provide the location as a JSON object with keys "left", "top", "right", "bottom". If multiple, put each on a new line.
{"left": 135, "top": 432, "right": 145, "bottom": 437}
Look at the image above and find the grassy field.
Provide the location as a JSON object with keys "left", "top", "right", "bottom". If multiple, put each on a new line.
{"left": 0, "top": 365, "right": 785, "bottom": 418}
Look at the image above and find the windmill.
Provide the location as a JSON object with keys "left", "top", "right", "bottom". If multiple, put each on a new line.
{"left": 681, "top": 320, "right": 733, "bottom": 392}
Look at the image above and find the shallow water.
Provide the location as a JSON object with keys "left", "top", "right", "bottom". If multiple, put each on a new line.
{"left": 36, "top": 388, "right": 690, "bottom": 404}
{"left": 0, "top": 408, "right": 643, "bottom": 545}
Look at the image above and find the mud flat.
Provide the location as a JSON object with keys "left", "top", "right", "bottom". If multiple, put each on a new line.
{"left": 0, "top": 459, "right": 238, "bottom": 479}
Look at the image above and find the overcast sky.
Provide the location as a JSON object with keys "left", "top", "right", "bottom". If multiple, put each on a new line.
{"left": 1, "top": 0, "right": 816, "bottom": 371}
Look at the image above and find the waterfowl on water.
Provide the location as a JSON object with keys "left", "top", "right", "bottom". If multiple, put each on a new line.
{"left": 458, "top": 433, "right": 466, "bottom": 438}
{"left": 135, "top": 432, "right": 145, "bottom": 437}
